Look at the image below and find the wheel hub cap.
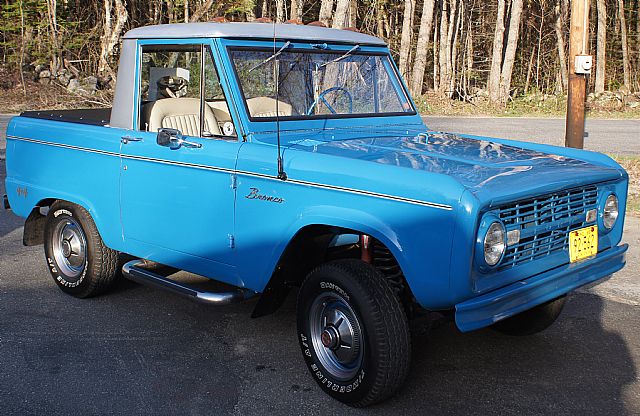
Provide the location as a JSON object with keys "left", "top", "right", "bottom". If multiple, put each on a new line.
{"left": 321, "top": 326, "right": 340, "bottom": 349}
{"left": 51, "top": 218, "right": 87, "bottom": 280}
{"left": 309, "top": 293, "right": 363, "bottom": 380}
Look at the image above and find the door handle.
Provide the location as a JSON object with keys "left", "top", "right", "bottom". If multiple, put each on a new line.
{"left": 121, "top": 136, "right": 143, "bottom": 144}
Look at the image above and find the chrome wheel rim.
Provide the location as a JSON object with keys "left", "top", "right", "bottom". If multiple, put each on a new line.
{"left": 51, "top": 217, "right": 87, "bottom": 280}
{"left": 309, "top": 292, "right": 363, "bottom": 381}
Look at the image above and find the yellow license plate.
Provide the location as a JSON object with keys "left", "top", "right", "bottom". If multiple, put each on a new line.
{"left": 569, "top": 225, "right": 598, "bottom": 263}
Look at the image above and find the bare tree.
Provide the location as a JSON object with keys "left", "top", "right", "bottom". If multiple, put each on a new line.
{"left": 319, "top": 0, "right": 334, "bottom": 26}
{"left": 410, "top": 0, "right": 436, "bottom": 96}
{"left": 555, "top": 0, "right": 569, "bottom": 92}
{"left": 498, "top": 0, "right": 524, "bottom": 101}
{"left": 333, "top": 0, "right": 350, "bottom": 28}
{"left": 98, "top": 0, "right": 129, "bottom": 81}
{"left": 276, "top": 0, "right": 285, "bottom": 22}
{"left": 290, "top": 0, "right": 303, "bottom": 21}
{"left": 595, "top": 0, "right": 606, "bottom": 93}
{"left": 487, "top": 0, "right": 506, "bottom": 102}
{"left": 45, "top": 0, "right": 61, "bottom": 74}
{"left": 618, "top": 0, "right": 631, "bottom": 89}
{"left": 398, "top": 0, "right": 416, "bottom": 78}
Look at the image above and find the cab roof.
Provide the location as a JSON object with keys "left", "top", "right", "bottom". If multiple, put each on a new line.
{"left": 123, "top": 22, "right": 386, "bottom": 46}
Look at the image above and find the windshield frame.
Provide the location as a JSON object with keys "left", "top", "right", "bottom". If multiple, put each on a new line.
{"left": 225, "top": 43, "right": 417, "bottom": 123}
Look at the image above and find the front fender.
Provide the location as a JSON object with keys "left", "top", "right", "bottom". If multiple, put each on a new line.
{"left": 236, "top": 199, "right": 459, "bottom": 310}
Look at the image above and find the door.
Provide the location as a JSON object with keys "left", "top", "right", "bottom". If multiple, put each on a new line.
{"left": 119, "top": 41, "right": 242, "bottom": 283}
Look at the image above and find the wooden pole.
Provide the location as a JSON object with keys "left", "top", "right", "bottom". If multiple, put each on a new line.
{"left": 565, "top": 0, "right": 590, "bottom": 149}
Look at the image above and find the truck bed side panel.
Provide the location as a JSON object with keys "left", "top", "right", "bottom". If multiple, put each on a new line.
{"left": 5, "top": 116, "right": 125, "bottom": 252}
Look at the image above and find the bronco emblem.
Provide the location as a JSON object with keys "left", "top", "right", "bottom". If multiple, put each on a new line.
{"left": 245, "top": 187, "right": 284, "bottom": 204}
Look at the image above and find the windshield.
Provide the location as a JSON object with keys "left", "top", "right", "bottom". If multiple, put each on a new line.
{"left": 229, "top": 47, "right": 415, "bottom": 120}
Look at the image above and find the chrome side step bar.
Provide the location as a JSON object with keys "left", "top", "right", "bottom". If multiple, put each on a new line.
{"left": 122, "top": 260, "right": 255, "bottom": 305}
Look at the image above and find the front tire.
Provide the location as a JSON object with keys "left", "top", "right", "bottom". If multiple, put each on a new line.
{"left": 492, "top": 295, "right": 567, "bottom": 336}
{"left": 44, "top": 201, "right": 119, "bottom": 298}
{"left": 296, "top": 259, "right": 410, "bottom": 407}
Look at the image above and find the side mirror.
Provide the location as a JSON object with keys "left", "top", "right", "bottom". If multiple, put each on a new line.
{"left": 157, "top": 128, "right": 182, "bottom": 148}
{"left": 157, "top": 128, "right": 202, "bottom": 150}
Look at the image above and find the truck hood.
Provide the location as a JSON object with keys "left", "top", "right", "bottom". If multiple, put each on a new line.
{"left": 288, "top": 131, "right": 622, "bottom": 203}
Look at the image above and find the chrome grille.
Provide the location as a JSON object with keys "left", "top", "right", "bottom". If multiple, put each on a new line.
{"left": 497, "top": 186, "right": 598, "bottom": 269}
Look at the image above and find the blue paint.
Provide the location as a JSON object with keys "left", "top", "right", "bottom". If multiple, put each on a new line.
{"left": 4, "top": 35, "right": 629, "bottom": 331}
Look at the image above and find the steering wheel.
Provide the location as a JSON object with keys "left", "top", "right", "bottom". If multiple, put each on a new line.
{"left": 307, "top": 87, "right": 353, "bottom": 115}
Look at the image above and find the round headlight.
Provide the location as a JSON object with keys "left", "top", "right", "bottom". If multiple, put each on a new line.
{"left": 603, "top": 194, "right": 619, "bottom": 229}
{"left": 484, "top": 222, "right": 506, "bottom": 266}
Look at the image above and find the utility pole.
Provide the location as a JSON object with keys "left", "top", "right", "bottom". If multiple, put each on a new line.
{"left": 565, "top": 0, "right": 592, "bottom": 149}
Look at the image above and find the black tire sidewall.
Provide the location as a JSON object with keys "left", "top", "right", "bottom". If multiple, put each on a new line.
{"left": 492, "top": 295, "right": 567, "bottom": 336}
{"left": 44, "top": 203, "right": 95, "bottom": 296}
{"left": 297, "top": 264, "right": 382, "bottom": 404}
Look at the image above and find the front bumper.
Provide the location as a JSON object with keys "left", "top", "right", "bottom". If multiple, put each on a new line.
{"left": 455, "top": 244, "right": 628, "bottom": 332}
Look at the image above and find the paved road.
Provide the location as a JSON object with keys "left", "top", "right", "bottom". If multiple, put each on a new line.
{"left": 423, "top": 116, "right": 640, "bottom": 155}
{"left": 1, "top": 114, "right": 640, "bottom": 415}
{"left": 2, "top": 114, "right": 639, "bottom": 155}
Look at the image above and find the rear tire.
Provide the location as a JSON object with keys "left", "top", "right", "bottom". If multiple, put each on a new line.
{"left": 44, "top": 201, "right": 119, "bottom": 298}
{"left": 296, "top": 259, "right": 410, "bottom": 407}
{"left": 492, "top": 295, "right": 566, "bottom": 336}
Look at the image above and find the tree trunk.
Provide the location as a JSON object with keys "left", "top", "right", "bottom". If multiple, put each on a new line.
{"left": 488, "top": 0, "right": 506, "bottom": 102}
{"left": 499, "top": 0, "right": 524, "bottom": 102}
{"left": 99, "top": 0, "right": 128, "bottom": 81}
{"left": 618, "top": 0, "right": 631, "bottom": 89}
{"left": 184, "top": 0, "right": 189, "bottom": 23}
{"left": 319, "top": 0, "right": 334, "bottom": 26}
{"left": 555, "top": 0, "right": 569, "bottom": 93}
{"left": 375, "top": 0, "right": 385, "bottom": 37}
{"left": 45, "top": 0, "right": 61, "bottom": 75}
{"left": 438, "top": 0, "right": 450, "bottom": 94}
{"left": 290, "top": 0, "right": 302, "bottom": 21}
{"left": 190, "top": 0, "right": 215, "bottom": 22}
{"left": 399, "top": 0, "right": 416, "bottom": 78}
{"left": 333, "top": 0, "right": 350, "bottom": 28}
{"left": 595, "top": 0, "right": 606, "bottom": 93}
{"left": 276, "top": 0, "right": 285, "bottom": 22}
{"left": 262, "top": 0, "right": 269, "bottom": 18}
{"left": 410, "top": 0, "right": 436, "bottom": 96}
{"left": 445, "top": 0, "right": 458, "bottom": 95}
{"left": 349, "top": 0, "right": 357, "bottom": 26}
{"left": 433, "top": 8, "right": 439, "bottom": 90}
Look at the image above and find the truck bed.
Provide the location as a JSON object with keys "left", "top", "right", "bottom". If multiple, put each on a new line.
{"left": 20, "top": 108, "right": 111, "bottom": 127}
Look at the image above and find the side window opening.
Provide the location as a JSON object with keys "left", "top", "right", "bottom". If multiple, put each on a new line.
{"left": 138, "top": 44, "right": 236, "bottom": 139}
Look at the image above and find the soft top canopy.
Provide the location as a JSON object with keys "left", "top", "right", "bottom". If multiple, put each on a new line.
{"left": 123, "top": 22, "right": 386, "bottom": 46}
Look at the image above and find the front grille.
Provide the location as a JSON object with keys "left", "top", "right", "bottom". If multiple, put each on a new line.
{"left": 496, "top": 185, "right": 598, "bottom": 269}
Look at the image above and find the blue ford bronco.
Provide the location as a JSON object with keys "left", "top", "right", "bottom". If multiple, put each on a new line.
{"left": 3, "top": 23, "right": 629, "bottom": 406}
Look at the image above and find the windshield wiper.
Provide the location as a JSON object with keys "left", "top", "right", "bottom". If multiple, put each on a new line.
{"left": 319, "top": 44, "right": 360, "bottom": 68}
{"left": 249, "top": 41, "right": 292, "bottom": 72}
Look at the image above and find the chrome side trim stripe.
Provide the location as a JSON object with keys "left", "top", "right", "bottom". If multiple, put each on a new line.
{"left": 7, "top": 135, "right": 453, "bottom": 210}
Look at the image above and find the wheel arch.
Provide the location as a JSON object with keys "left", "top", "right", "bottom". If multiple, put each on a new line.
{"left": 22, "top": 196, "right": 113, "bottom": 248}
{"left": 251, "top": 221, "right": 415, "bottom": 318}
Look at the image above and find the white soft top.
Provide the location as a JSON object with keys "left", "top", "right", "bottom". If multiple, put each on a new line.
{"left": 123, "top": 22, "right": 386, "bottom": 46}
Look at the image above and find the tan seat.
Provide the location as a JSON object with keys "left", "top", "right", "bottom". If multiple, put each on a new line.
{"left": 247, "top": 97, "right": 293, "bottom": 118}
{"left": 143, "top": 97, "right": 220, "bottom": 136}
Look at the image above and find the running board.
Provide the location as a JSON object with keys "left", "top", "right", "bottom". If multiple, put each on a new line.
{"left": 122, "top": 260, "right": 254, "bottom": 305}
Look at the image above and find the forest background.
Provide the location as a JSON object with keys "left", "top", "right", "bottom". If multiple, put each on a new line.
{"left": 0, "top": 0, "right": 639, "bottom": 116}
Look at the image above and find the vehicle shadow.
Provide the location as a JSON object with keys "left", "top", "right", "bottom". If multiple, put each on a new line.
{"left": 373, "top": 293, "right": 637, "bottom": 415}
{"left": 0, "top": 160, "right": 24, "bottom": 238}
{"left": 69, "top": 276, "right": 640, "bottom": 414}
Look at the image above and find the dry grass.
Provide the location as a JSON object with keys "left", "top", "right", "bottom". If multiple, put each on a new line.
{"left": 416, "top": 92, "right": 640, "bottom": 119}
{"left": 611, "top": 156, "right": 640, "bottom": 216}
{"left": 2, "top": 79, "right": 112, "bottom": 113}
